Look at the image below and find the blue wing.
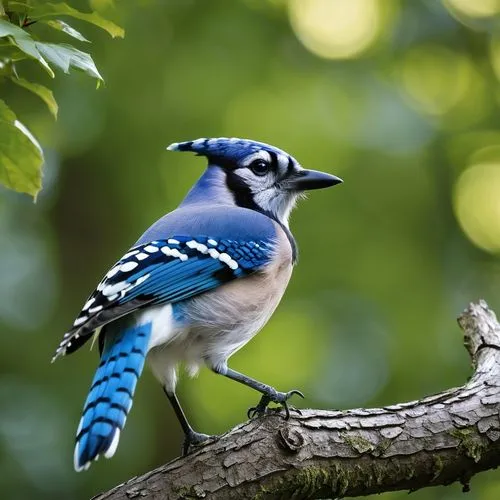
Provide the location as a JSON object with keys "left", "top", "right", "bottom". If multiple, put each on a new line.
{"left": 53, "top": 235, "right": 275, "bottom": 359}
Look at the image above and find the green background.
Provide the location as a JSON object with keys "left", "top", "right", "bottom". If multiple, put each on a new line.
{"left": 2, "top": 0, "right": 500, "bottom": 498}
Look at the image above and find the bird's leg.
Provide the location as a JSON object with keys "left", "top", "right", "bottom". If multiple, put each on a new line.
{"left": 212, "top": 366, "right": 304, "bottom": 419}
{"left": 163, "top": 388, "right": 211, "bottom": 455}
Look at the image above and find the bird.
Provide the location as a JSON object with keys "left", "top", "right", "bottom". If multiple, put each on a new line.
{"left": 53, "top": 137, "right": 342, "bottom": 471}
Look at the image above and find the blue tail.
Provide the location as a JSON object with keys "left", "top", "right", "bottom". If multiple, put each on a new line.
{"left": 74, "top": 321, "right": 152, "bottom": 471}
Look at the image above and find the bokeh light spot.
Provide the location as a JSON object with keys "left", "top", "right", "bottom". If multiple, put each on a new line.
{"left": 490, "top": 35, "right": 500, "bottom": 83}
{"left": 454, "top": 162, "right": 500, "bottom": 253}
{"left": 399, "top": 46, "right": 474, "bottom": 116}
{"left": 288, "top": 0, "right": 382, "bottom": 60}
{"left": 444, "top": 0, "right": 500, "bottom": 18}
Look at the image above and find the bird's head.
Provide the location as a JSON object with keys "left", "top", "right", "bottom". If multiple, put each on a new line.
{"left": 167, "top": 137, "right": 342, "bottom": 227}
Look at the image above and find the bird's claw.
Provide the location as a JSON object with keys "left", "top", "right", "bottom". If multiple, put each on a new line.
{"left": 247, "top": 389, "right": 304, "bottom": 420}
{"left": 247, "top": 394, "right": 271, "bottom": 419}
{"left": 182, "top": 430, "right": 212, "bottom": 456}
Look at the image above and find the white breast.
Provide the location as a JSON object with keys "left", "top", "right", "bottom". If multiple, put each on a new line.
{"left": 141, "top": 224, "right": 294, "bottom": 393}
{"left": 178, "top": 225, "right": 293, "bottom": 369}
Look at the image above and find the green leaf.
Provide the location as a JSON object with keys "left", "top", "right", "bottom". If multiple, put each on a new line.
{"left": 3, "top": 2, "right": 32, "bottom": 14}
{"left": 35, "top": 42, "right": 103, "bottom": 80}
{"left": 41, "top": 19, "right": 90, "bottom": 42}
{"left": 0, "top": 41, "right": 30, "bottom": 62}
{"left": 0, "top": 19, "right": 54, "bottom": 77}
{"left": 31, "top": 2, "right": 124, "bottom": 38}
{"left": 0, "top": 57, "right": 15, "bottom": 76}
{"left": 0, "top": 99, "right": 16, "bottom": 121}
{"left": 10, "top": 76, "right": 58, "bottom": 118}
{"left": 0, "top": 99, "right": 43, "bottom": 199}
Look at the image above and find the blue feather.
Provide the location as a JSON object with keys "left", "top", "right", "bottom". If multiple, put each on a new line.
{"left": 136, "top": 205, "right": 276, "bottom": 246}
{"left": 53, "top": 206, "right": 279, "bottom": 362}
{"left": 167, "top": 137, "right": 290, "bottom": 163}
{"left": 74, "top": 321, "right": 152, "bottom": 471}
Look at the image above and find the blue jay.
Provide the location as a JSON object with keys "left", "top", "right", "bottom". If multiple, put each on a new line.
{"left": 53, "top": 137, "right": 342, "bottom": 471}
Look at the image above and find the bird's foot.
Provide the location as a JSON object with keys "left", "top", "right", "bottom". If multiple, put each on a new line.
{"left": 182, "top": 430, "right": 212, "bottom": 456}
{"left": 247, "top": 389, "right": 304, "bottom": 420}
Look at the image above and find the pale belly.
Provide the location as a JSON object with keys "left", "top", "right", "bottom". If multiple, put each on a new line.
{"left": 146, "top": 257, "right": 292, "bottom": 392}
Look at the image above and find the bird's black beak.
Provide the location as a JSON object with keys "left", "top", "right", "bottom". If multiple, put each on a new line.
{"left": 286, "top": 169, "right": 343, "bottom": 191}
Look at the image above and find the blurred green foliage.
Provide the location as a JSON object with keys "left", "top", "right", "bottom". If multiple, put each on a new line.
{"left": 2, "top": 0, "right": 500, "bottom": 499}
{"left": 0, "top": 0, "right": 123, "bottom": 197}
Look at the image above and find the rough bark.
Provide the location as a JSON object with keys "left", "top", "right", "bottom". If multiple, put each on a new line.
{"left": 93, "top": 300, "right": 500, "bottom": 500}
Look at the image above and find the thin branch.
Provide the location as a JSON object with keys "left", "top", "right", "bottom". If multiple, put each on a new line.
{"left": 93, "top": 300, "right": 500, "bottom": 500}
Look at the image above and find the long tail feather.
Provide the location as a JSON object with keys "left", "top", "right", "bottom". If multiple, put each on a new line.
{"left": 74, "top": 321, "right": 152, "bottom": 471}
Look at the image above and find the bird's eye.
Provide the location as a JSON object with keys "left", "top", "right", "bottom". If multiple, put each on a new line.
{"left": 250, "top": 159, "right": 270, "bottom": 176}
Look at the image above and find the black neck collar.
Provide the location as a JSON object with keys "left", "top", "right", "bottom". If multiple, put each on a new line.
{"left": 224, "top": 170, "right": 298, "bottom": 263}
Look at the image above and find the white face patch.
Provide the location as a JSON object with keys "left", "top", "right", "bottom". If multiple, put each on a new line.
{"left": 230, "top": 147, "right": 302, "bottom": 227}
{"left": 240, "top": 150, "right": 272, "bottom": 168}
{"left": 253, "top": 187, "right": 299, "bottom": 228}
{"left": 276, "top": 153, "right": 289, "bottom": 170}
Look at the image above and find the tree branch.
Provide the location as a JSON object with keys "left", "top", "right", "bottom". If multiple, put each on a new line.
{"left": 93, "top": 300, "right": 500, "bottom": 499}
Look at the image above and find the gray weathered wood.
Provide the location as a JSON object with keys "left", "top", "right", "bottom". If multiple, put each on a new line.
{"left": 93, "top": 300, "right": 500, "bottom": 499}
